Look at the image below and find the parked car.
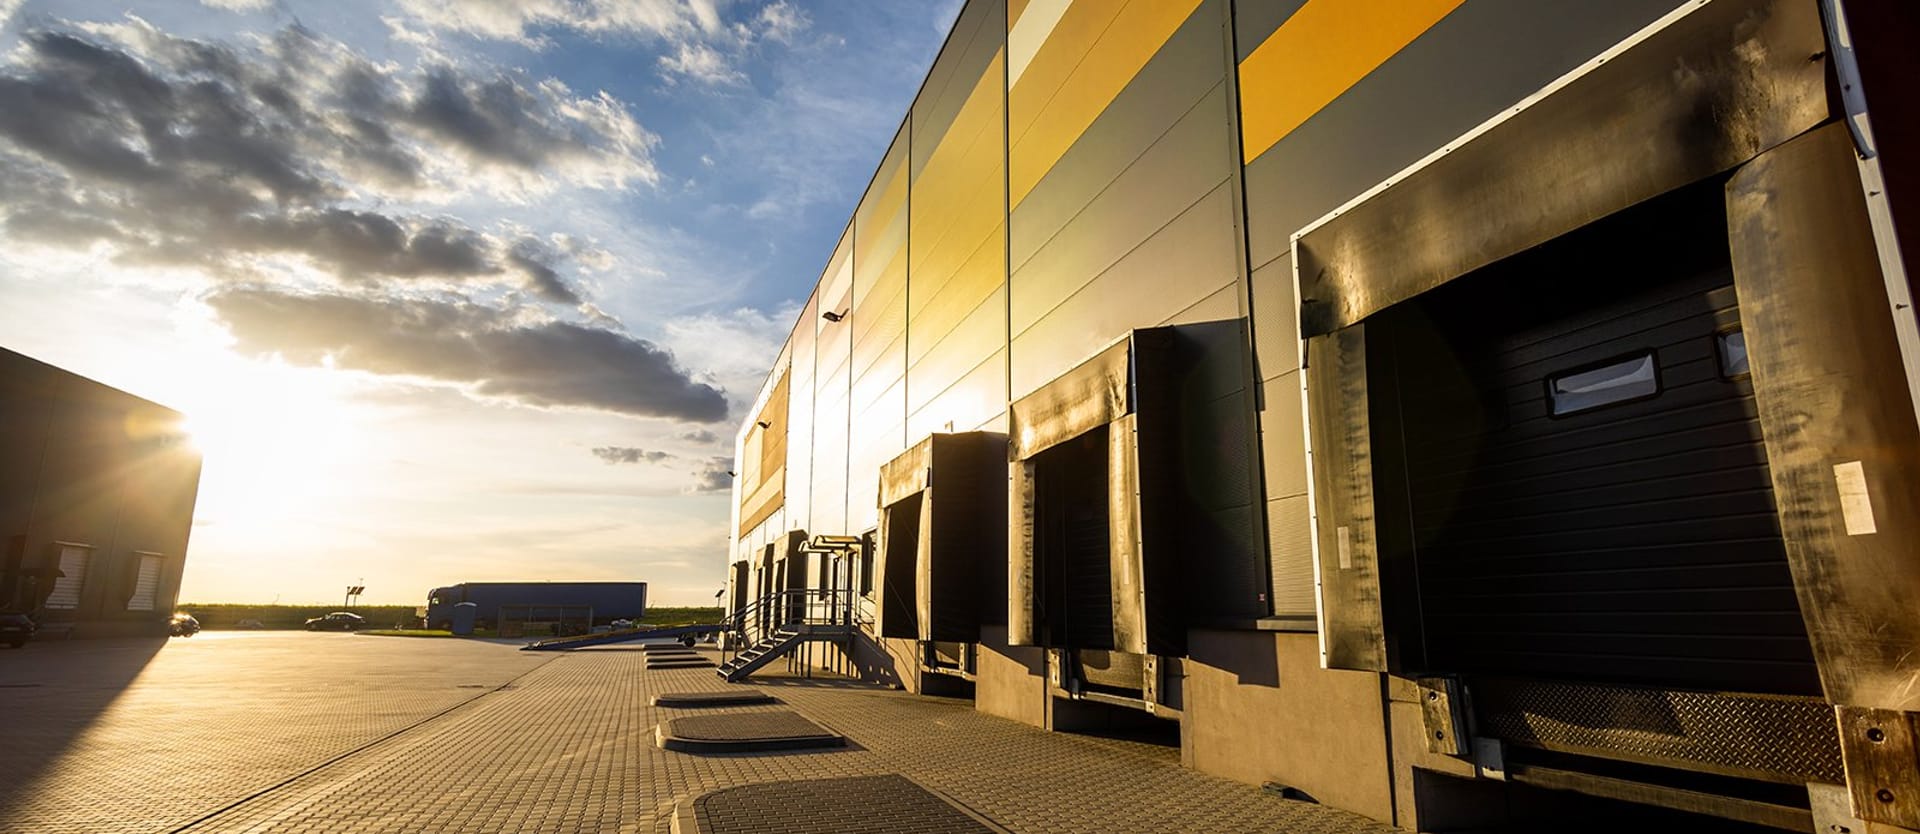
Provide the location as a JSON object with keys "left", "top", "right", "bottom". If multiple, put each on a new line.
{"left": 169, "top": 613, "right": 201, "bottom": 637}
{"left": 235, "top": 618, "right": 265, "bottom": 630}
{"left": 609, "top": 618, "right": 636, "bottom": 630}
{"left": 304, "top": 612, "right": 367, "bottom": 632}
{"left": 0, "top": 612, "right": 35, "bottom": 648}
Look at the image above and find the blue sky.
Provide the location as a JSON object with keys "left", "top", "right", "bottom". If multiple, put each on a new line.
{"left": 0, "top": 0, "right": 961, "bottom": 606}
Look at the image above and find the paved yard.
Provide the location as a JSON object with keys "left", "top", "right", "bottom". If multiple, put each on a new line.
{"left": 0, "top": 633, "right": 1397, "bottom": 834}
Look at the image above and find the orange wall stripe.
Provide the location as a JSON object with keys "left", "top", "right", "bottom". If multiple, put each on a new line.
{"left": 1237, "top": 0, "right": 1463, "bottom": 164}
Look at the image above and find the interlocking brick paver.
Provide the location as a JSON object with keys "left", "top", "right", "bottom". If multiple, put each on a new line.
{"left": 0, "top": 632, "right": 550, "bottom": 834}
{"left": 3, "top": 634, "right": 1401, "bottom": 833}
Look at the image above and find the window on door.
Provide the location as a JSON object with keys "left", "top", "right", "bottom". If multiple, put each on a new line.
{"left": 1547, "top": 351, "right": 1659, "bottom": 416}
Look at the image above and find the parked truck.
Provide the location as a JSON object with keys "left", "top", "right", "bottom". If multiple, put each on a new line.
{"left": 423, "top": 582, "right": 647, "bottom": 633}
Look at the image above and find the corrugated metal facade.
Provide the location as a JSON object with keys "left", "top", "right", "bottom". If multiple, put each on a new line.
{"left": 727, "top": 2, "right": 1920, "bottom": 829}
{"left": 738, "top": 0, "right": 1707, "bottom": 618}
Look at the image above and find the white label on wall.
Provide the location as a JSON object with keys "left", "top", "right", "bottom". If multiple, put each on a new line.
{"left": 1337, "top": 525, "right": 1352, "bottom": 570}
{"left": 1834, "top": 460, "right": 1877, "bottom": 536}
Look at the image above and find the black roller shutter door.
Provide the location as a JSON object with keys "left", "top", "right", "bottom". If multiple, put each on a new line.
{"left": 1376, "top": 184, "right": 1821, "bottom": 696}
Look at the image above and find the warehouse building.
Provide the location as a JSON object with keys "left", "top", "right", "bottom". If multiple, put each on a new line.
{"left": 725, "top": 0, "right": 1920, "bottom": 830}
{"left": 0, "top": 347, "right": 202, "bottom": 638}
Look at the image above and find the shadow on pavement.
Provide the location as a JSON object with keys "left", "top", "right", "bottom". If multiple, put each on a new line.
{"left": 0, "top": 637, "right": 165, "bottom": 797}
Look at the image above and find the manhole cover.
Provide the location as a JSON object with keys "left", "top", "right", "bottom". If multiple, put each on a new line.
{"left": 659, "top": 709, "right": 845, "bottom": 753}
{"left": 689, "top": 775, "right": 1004, "bottom": 833}
{"left": 652, "top": 690, "right": 778, "bottom": 708}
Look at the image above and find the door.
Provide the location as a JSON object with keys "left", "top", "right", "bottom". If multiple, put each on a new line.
{"left": 1372, "top": 181, "right": 1821, "bottom": 696}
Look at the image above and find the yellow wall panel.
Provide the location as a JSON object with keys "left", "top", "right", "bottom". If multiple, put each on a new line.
{"left": 1007, "top": 0, "right": 1125, "bottom": 144}
{"left": 909, "top": 54, "right": 1006, "bottom": 277}
{"left": 738, "top": 368, "right": 789, "bottom": 535}
{"left": 908, "top": 45, "right": 1006, "bottom": 372}
{"left": 1237, "top": 0, "right": 1463, "bottom": 163}
{"left": 1009, "top": 0, "right": 1202, "bottom": 208}
{"left": 908, "top": 224, "right": 1005, "bottom": 367}
{"left": 854, "top": 151, "right": 908, "bottom": 299}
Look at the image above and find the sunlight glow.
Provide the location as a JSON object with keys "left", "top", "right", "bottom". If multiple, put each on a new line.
{"left": 178, "top": 359, "right": 363, "bottom": 531}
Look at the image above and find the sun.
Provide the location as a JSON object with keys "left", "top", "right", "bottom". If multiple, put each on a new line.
{"left": 177, "top": 361, "right": 363, "bottom": 528}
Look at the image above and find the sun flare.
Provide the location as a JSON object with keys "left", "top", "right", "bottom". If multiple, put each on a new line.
{"left": 178, "top": 361, "right": 363, "bottom": 528}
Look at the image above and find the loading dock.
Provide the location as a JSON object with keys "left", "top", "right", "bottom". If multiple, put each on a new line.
{"left": 1295, "top": 0, "right": 1917, "bottom": 826}
{"left": 873, "top": 432, "right": 1007, "bottom": 696}
{"left": 1007, "top": 323, "right": 1263, "bottom": 730}
{"left": 724, "top": 0, "right": 1920, "bottom": 827}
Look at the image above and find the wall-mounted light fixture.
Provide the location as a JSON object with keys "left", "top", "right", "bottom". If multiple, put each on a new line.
{"left": 821, "top": 310, "right": 845, "bottom": 322}
{"left": 726, "top": 470, "right": 737, "bottom": 477}
{"left": 756, "top": 420, "right": 771, "bottom": 429}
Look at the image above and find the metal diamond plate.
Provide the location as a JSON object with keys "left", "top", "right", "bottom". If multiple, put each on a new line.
{"left": 1472, "top": 678, "right": 1843, "bottom": 784}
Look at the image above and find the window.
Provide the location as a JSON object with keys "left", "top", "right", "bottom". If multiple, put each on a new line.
{"left": 1718, "top": 330, "right": 1749, "bottom": 378}
{"left": 126, "top": 553, "right": 163, "bottom": 611}
{"left": 45, "top": 544, "right": 92, "bottom": 609}
{"left": 1548, "top": 352, "right": 1659, "bottom": 416}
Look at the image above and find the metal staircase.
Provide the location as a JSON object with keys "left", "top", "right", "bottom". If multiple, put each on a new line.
{"left": 717, "top": 589, "right": 861, "bottom": 682}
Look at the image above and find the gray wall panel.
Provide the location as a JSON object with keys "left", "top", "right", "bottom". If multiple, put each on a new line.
{"left": 1010, "top": 1, "right": 1230, "bottom": 272}
{"left": 1241, "top": 0, "right": 1687, "bottom": 271}
{"left": 851, "top": 281, "right": 905, "bottom": 383}
{"left": 810, "top": 382, "right": 850, "bottom": 534}
{"left": 908, "top": 286, "right": 1006, "bottom": 415}
{"left": 851, "top": 334, "right": 905, "bottom": 420}
{"left": 906, "top": 221, "right": 1002, "bottom": 366}
{"left": 1259, "top": 371, "right": 1306, "bottom": 498}
{"left": 1231, "top": 0, "right": 1308, "bottom": 62}
{"left": 1012, "top": 184, "right": 1238, "bottom": 398}
{"left": 782, "top": 295, "right": 816, "bottom": 533}
{"left": 1011, "top": 84, "right": 1235, "bottom": 340}
{"left": 907, "top": 348, "right": 1007, "bottom": 443}
{"left": 1163, "top": 282, "right": 1241, "bottom": 328}
{"left": 1249, "top": 253, "right": 1297, "bottom": 381}
{"left": 910, "top": 0, "right": 1004, "bottom": 183}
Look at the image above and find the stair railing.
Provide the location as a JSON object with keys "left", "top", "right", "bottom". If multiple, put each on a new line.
{"left": 720, "top": 588, "right": 864, "bottom": 668}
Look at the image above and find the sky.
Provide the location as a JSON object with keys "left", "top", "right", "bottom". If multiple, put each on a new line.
{"left": 0, "top": 0, "right": 962, "bottom": 607}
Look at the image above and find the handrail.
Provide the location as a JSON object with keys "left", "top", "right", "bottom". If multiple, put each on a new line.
{"left": 720, "top": 588, "right": 864, "bottom": 665}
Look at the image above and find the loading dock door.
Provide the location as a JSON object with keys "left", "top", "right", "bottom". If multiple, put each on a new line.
{"left": 1372, "top": 182, "right": 1821, "bottom": 696}
{"left": 1034, "top": 427, "right": 1114, "bottom": 650}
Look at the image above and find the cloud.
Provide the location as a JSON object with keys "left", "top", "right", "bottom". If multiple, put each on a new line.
{"left": 208, "top": 287, "right": 730, "bottom": 422}
{"left": 0, "top": 23, "right": 646, "bottom": 306}
{"left": 0, "top": 19, "right": 716, "bottom": 414}
{"left": 756, "top": 2, "right": 809, "bottom": 44}
{"left": 687, "top": 456, "right": 732, "bottom": 493}
{"left": 198, "top": 0, "right": 273, "bottom": 10}
{"left": 658, "top": 41, "right": 743, "bottom": 86}
{"left": 506, "top": 238, "right": 583, "bottom": 304}
{"left": 394, "top": 0, "right": 811, "bottom": 86}
{"left": 0, "top": 21, "right": 657, "bottom": 277}
{"left": 678, "top": 429, "right": 719, "bottom": 445}
{"left": 586, "top": 443, "right": 731, "bottom": 492}
{"left": 592, "top": 446, "right": 672, "bottom": 465}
